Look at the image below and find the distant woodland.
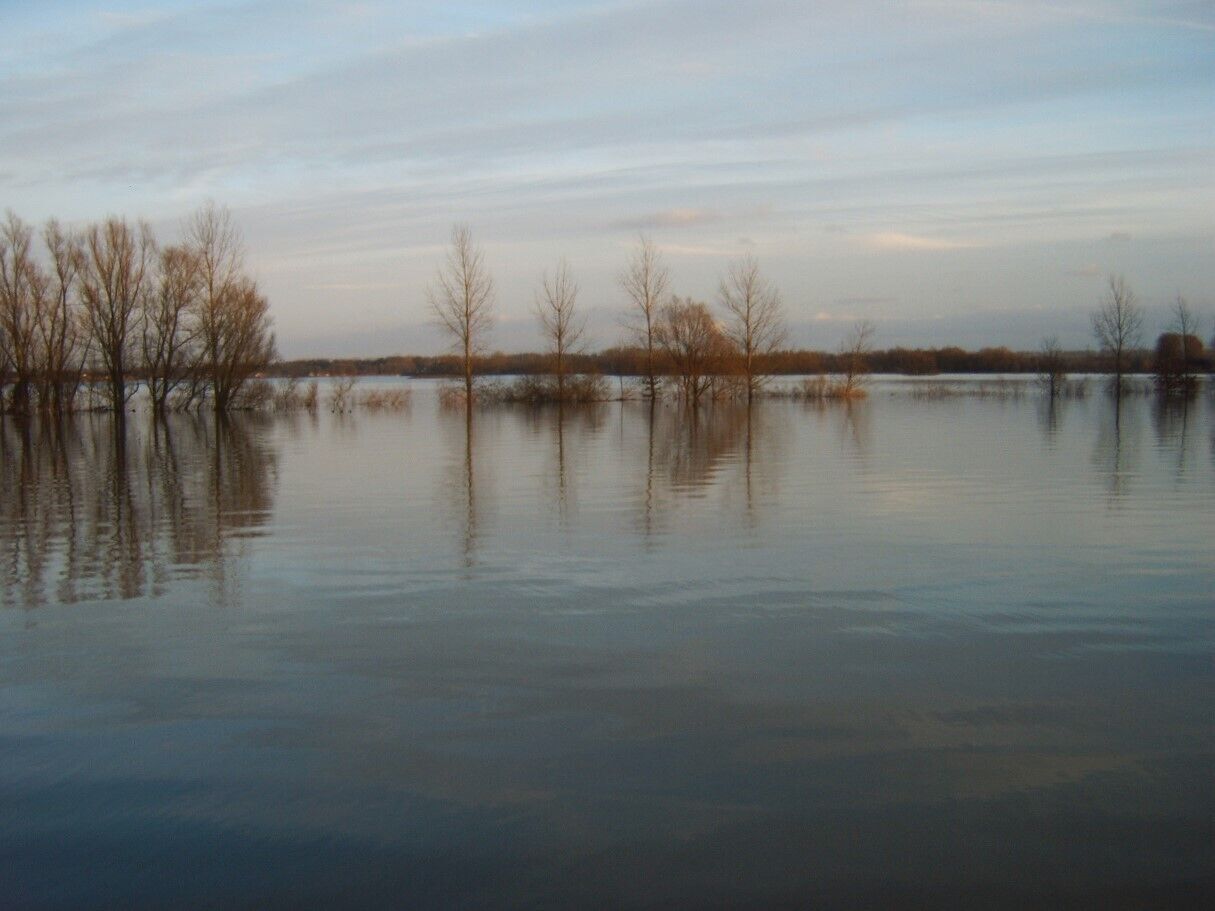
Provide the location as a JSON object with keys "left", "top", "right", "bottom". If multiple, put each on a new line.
{"left": 272, "top": 344, "right": 1173, "bottom": 380}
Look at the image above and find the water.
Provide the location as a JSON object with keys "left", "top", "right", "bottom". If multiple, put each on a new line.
{"left": 2, "top": 380, "right": 1212, "bottom": 908}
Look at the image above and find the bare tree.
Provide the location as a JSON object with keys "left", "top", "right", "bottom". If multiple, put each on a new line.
{"left": 0, "top": 212, "right": 46, "bottom": 413}
{"left": 620, "top": 235, "right": 670, "bottom": 400}
{"left": 1036, "top": 336, "right": 1067, "bottom": 399}
{"left": 188, "top": 204, "right": 275, "bottom": 413}
{"left": 1154, "top": 295, "right": 1202, "bottom": 397}
{"left": 201, "top": 276, "right": 276, "bottom": 413}
{"left": 1170, "top": 294, "right": 1199, "bottom": 382}
{"left": 1091, "top": 274, "right": 1143, "bottom": 396}
{"left": 838, "top": 319, "right": 875, "bottom": 398}
{"left": 78, "top": 217, "right": 155, "bottom": 411}
{"left": 429, "top": 225, "right": 494, "bottom": 404}
{"left": 719, "top": 254, "right": 785, "bottom": 404}
{"left": 535, "top": 259, "right": 584, "bottom": 401}
{"left": 39, "top": 220, "right": 87, "bottom": 412}
{"left": 655, "top": 297, "right": 729, "bottom": 405}
{"left": 143, "top": 245, "right": 202, "bottom": 412}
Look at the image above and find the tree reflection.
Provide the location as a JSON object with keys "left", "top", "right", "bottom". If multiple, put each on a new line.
{"left": 1151, "top": 396, "right": 1196, "bottom": 480}
{"left": 1092, "top": 398, "right": 1140, "bottom": 501}
{"left": 0, "top": 413, "right": 278, "bottom": 609}
{"left": 634, "top": 401, "right": 774, "bottom": 538}
{"left": 1036, "top": 397, "right": 1063, "bottom": 445}
{"left": 437, "top": 405, "right": 481, "bottom": 569}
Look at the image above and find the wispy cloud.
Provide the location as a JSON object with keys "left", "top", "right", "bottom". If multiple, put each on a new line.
{"left": 1, "top": 0, "right": 1212, "bottom": 354}
{"left": 859, "top": 233, "right": 979, "bottom": 252}
{"left": 612, "top": 208, "right": 722, "bottom": 230}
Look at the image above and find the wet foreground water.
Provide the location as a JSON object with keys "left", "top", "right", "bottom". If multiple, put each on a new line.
{"left": 1, "top": 380, "right": 1212, "bottom": 908}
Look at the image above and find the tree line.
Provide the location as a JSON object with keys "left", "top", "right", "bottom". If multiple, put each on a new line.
{"left": 288, "top": 227, "right": 1211, "bottom": 404}
{"left": 0, "top": 205, "right": 275, "bottom": 416}
{"left": 6, "top": 213, "right": 1209, "bottom": 415}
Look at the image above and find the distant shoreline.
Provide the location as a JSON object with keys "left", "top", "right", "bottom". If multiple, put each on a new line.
{"left": 269, "top": 345, "right": 1185, "bottom": 380}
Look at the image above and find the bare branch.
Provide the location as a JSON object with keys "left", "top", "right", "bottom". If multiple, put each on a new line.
{"left": 428, "top": 225, "right": 494, "bottom": 403}
{"left": 619, "top": 235, "right": 670, "bottom": 399}
{"left": 719, "top": 254, "right": 786, "bottom": 403}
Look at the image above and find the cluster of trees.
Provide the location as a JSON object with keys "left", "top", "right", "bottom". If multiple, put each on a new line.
{"left": 422, "top": 229, "right": 1210, "bottom": 407}
{"left": 1078, "top": 275, "right": 1208, "bottom": 400}
{"left": 427, "top": 228, "right": 825, "bottom": 406}
{"left": 0, "top": 205, "right": 275, "bottom": 416}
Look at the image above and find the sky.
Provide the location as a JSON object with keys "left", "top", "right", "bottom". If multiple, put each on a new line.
{"left": 2, "top": 0, "right": 1213, "bottom": 356}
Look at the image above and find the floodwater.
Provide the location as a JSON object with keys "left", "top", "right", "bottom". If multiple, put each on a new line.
{"left": 1, "top": 379, "right": 1212, "bottom": 908}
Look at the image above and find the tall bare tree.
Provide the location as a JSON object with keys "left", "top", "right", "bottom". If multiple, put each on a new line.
{"left": 39, "top": 220, "right": 86, "bottom": 412}
{"left": 535, "top": 259, "right": 584, "bottom": 401}
{"left": 78, "top": 217, "right": 155, "bottom": 411}
{"left": 0, "top": 212, "right": 46, "bottom": 413}
{"left": 1091, "top": 274, "right": 1143, "bottom": 395}
{"left": 188, "top": 204, "right": 275, "bottom": 413}
{"left": 143, "top": 245, "right": 202, "bottom": 412}
{"left": 655, "top": 297, "right": 729, "bottom": 405}
{"left": 429, "top": 225, "right": 493, "bottom": 404}
{"left": 719, "top": 254, "right": 785, "bottom": 404}
{"left": 620, "top": 235, "right": 670, "bottom": 399}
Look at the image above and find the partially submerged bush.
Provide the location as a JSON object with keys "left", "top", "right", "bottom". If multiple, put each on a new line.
{"left": 767, "top": 376, "right": 868, "bottom": 401}
{"left": 904, "top": 379, "right": 1026, "bottom": 400}
{"left": 328, "top": 375, "right": 358, "bottom": 412}
{"left": 479, "top": 374, "right": 612, "bottom": 404}
{"left": 359, "top": 388, "right": 411, "bottom": 410}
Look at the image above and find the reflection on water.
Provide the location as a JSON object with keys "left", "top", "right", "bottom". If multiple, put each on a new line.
{"left": 1091, "top": 398, "right": 1142, "bottom": 501}
{"left": 1, "top": 383, "right": 1213, "bottom": 908}
{"left": 0, "top": 413, "right": 277, "bottom": 610}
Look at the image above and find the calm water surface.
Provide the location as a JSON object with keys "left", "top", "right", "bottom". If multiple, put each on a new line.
{"left": 1, "top": 379, "right": 1212, "bottom": 908}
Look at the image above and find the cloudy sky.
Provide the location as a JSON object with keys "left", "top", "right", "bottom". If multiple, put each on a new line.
{"left": 3, "top": 0, "right": 1213, "bottom": 355}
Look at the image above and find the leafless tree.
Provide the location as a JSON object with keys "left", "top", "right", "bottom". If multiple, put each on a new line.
{"left": 535, "top": 258, "right": 585, "bottom": 401}
{"left": 188, "top": 204, "right": 275, "bottom": 413}
{"left": 38, "top": 220, "right": 87, "bottom": 412}
{"left": 0, "top": 212, "right": 46, "bottom": 413}
{"left": 1154, "top": 295, "right": 1202, "bottom": 397}
{"left": 429, "top": 225, "right": 493, "bottom": 404}
{"left": 201, "top": 277, "right": 276, "bottom": 413}
{"left": 620, "top": 235, "right": 670, "bottom": 399}
{"left": 719, "top": 254, "right": 785, "bottom": 404}
{"left": 142, "top": 245, "right": 202, "bottom": 412}
{"left": 1036, "top": 335, "right": 1067, "bottom": 399}
{"left": 1091, "top": 274, "right": 1143, "bottom": 396}
{"left": 655, "top": 297, "right": 730, "bottom": 405}
{"left": 78, "top": 217, "right": 155, "bottom": 411}
{"left": 1170, "top": 295, "right": 1199, "bottom": 380}
{"left": 838, "top": 319, "right": 875, "bottom": 398}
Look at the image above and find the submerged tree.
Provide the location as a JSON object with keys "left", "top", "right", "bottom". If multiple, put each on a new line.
{"left": 1153, "top": 295, "right": 1201, "bottom": 398}
{"left": 655, "top": 297, "right": 730, "bottom": 405}
{"left": 429, "top": 225, "right": 494, "bottom": 404}
{"left": 1036, "top": 335, "right": 1067, "bottom": 399}
{"left": 0, "top": 212, "right": 45, "bottom": 414}
{"left": 535, "top": 258, "right": 584, "bottom": 401}
{"left": 838, "top": 319, "right": 875, "bottom": 398}
{"left": 620, "top": 235, "right": 670, "bottom": 400}
{"left": 1091, "top": 274, "right": 1143, "bottom": 396}
{"left": 39, "top": 220, "right": 87, "bottom": 413}
{"left": 719, "top": 254, "right": 785, "bottom": 404}
{"left": 142, "top": 245, "right": 203, "bottom": 412}
{"left": 78, "top": 217, "right": 155, "bottom": 411}
{"left": 188, "top": 205, "right": 275, "bottom": 413}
